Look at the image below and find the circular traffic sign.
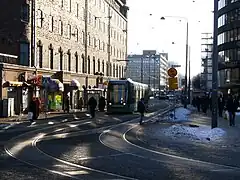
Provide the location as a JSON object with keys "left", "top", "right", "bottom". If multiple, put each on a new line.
{"left": 167, "top": 68, "right": 177, "bottom": 78}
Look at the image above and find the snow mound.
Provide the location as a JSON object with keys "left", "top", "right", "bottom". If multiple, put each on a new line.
{"left": 162, "top": 124, "right": 226, "bottom": 142}
{"left": 169, "top": 107, "right": 191, "bottom": 122}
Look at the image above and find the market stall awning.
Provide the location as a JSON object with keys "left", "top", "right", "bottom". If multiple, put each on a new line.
{"left": 70, "top": 79, "right": 81, "bottom": 90}
{"left": 2, "top": 81, "right": 30, "bottom": 88}
{"left": 43, "top": 78, "right": 64, "bottom": 92}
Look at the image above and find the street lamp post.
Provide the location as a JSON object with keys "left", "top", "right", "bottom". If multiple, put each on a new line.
{"left": 160, "top": 16, "right": 189, "bottom": 108}
{"left": 212, "top": 0, "right": 219, "bottom": 128}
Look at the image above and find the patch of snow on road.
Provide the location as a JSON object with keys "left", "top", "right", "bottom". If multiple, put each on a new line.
{"left": 169, "top": 107, "right": 191, "bottom": 122}
{"left": 162, "top": 124, "right": 226, "bottom": 142}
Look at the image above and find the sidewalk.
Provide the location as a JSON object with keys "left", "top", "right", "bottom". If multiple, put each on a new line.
{"left": 0, "top": 109, "right": 87, "bottom": 123}
{"left": 136, "top": 106, "right": 240, "bottom": 167}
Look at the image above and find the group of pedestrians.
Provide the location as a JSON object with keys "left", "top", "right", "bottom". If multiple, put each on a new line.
{"left": 192, "top": 93, "right": 239, "bottom": 127}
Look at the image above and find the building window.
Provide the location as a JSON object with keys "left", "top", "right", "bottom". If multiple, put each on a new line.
{"left": 67, "top": 24, "right": 71, "bottom": 39}
{"left": 21, "top": 4, "right": 29, "bottom": 22}
{"left": 37, "top": 41, "right": 43, "bottom": 68}
{"left": 49, "top": 15, "right": 54, "bottom": 32}
{"left": 68, "top": 0, "right": 72, "bottom": 12}
{"left": 37, "top": 9, "right": 43, "bottom": 27}
{"left": 88, "top": 33, "right": 91, "bottom": 46}
{"left": 110, "top": 63, "right": 112, "bottom": 77}
{"left": 81, "top": 31, "right": 84, "bottom": 44}
{"left": 60, "top": 0, "right": 64, "bottom": 8}
{"left": 67, "top": 50, "right": 71, "bottom": 71}
{"left": 98, "top": 59, "right": 100, "bottom": 72}
{"left": 93, "top": 57, "right": 96, "bottom": 74}
{"left": 59, "top": 20, "right": 63, "bottom": 35}
{"left": 49, "top": 44, "right": 54, "bottom": 69}
{"left": 59, "top": 48, "right": 63, "bottom": 70}
{"left": 102, "top": 42, "right": 105, "bottom": 51}
{"left": 116, "top": 65, "right": 118, "bottom": 78}
{"left": 82, "top": 54, "right": 85, "bottom": 73}
{"left": 102, "top": 61, "right": 104, "bottom": 73}
{"left": 88, "top": 56, "right": 91, "bottom": 74}
{"left": 20, "top": 42, "right": 29, "bottom": 66}
{"left": 119, "top": 66, "right": 121, "bottom": 78}
{"left": 94, "top": 37, "right": 97, "bottom": 48}
{"left": 106, "top": 63, "right": 109, "bottom": 76}
{"left": 75, "top": 28, "right": 78, "bottom": 41}
{"left": 98, "top": 39, "right": 101, "bottom": 49}
{"left": 76, "top": 3, "right": 79, "bottom": 17}
{"left": 75, "top": 52, "right": 78, "bottom": 73}
{"left": 113, "top": 64, "right": 115, "bottom": 77}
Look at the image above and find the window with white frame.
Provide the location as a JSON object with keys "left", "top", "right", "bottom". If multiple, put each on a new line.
{"left": 81, "top": 31, "right": 84, "bottom": 44}
{"left": 68, "top": 0, "right": 71, "bottom": 12}
{"left": 49, "top": 15, "right": 54, "bottom": 32}
{"left": 58, "top": 20, "right": 63, "bottom": 35}
{"left": 37, "top": 9, "right": 43, "bottom": 27}
{"left": 67, "top": 24, "right": 71, "bottom": 39}
{"left": 60, "top": 0, "right": 64, "bottom": 8}
{"left": 76, "top": 3, "right": 79, "bottom": 17}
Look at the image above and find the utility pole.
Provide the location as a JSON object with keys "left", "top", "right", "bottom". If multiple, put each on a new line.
{"left": 141, "top": 57, "right": 143, "bottom": 83}
{"left": 184, "top": 22, "right": 189, "bottom": 108}
{"left": 212, "top": 0, "right": 218, "bottom": 128}
{"left": 188, "top": 46, "right": 191, "bottom": 104}
{"left": 159, "top": 58, "right": 161, "bottom": 98}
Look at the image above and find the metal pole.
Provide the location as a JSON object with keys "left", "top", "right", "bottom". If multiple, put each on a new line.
{"left": 141, "top": 57, "right": 143, "bottom": 83}
{"left": 153, "top": 56, "right": 156, "bottom": 90}
{"left": 159, "top": 59, "right": 161, "bottom": 98}
{"left": 188, "top": 46, "right": 191, "bottom": 104}
{"left": 212, "top": 0, "right": 218, "bottom": 128}
{"left": 184, "top": 22, "right": 189, "bottom": 108}
{"left": 148, "top": 55, "right": 151, "bottom": 87}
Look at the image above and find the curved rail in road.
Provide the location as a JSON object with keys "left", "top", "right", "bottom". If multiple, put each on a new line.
{"left": 4, "top": 103, "right": 172, "bottom": 180}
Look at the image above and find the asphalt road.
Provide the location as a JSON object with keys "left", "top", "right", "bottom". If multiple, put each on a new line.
{"left": 1, "top": 100, "right": 170, "bottom": 180}
{"left": 5, "top": 100, "right": 237, "bottom": 180}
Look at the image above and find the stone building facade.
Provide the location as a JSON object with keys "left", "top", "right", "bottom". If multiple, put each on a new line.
{"left": 0, "top": 0, "right": 128, "bottom": 115}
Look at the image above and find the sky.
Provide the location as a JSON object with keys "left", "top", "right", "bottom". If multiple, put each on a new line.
{"left": 126, "top": 0, "right": 213, "bottom": 77}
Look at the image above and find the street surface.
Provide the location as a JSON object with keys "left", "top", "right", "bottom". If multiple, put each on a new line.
{"left": 2, "top": 100, "right": 240, "bottom": 180}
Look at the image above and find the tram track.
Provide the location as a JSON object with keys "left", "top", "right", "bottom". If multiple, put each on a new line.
{"left": 4, "top": 103, "right": 172, "bottom": 180}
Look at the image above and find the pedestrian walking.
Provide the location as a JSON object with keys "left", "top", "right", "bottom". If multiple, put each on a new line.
{"left": 98, "top": 96, "right": 106, "bottom": 112}
{"left": 218, "top": 94, "right": 225, "bottom": 117}
{"left": 65, "top": 95, "right": 70, "bottom": 113}
{"left": 28, "top": 98, "right": 36, "bottom": 123}
{"left": 226, "top": 94, "right": 238, "bottom": 126}
{"left": 88, "top": 96, "right": 97, "bottom": 118}
{"left": 137, "top": 98, "right": 146, "bottom": 125}
{"left": 196, "top": 96, "right": 201, "bottom": 112}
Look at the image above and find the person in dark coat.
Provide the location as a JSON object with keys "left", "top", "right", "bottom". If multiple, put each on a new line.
{"left": 88, "top": 96, "right": 97, "bottom": 118}
{"left": 137, "top": 98, "right": 146, "bottom": 125}
{"left": 226, "top": 94, "right": 238, "bottom": 126}
{"left": 28, "top": 99, "right": 36, "bottom": 122}
{"left": 196, "top": 96, "right": 201, "bottom": 112}
{"left": 98, "top": 96, "right": 106, "bottom": 112}
{"left": 65, "top": 95, "right": 70, "bottom": 113}
{"left": 218, "top": 94, "right": 225, "bottom": 117}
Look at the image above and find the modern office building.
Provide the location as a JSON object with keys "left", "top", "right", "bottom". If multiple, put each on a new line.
{"left": 218, "top": 0, "right": 240, "bottom": 94}
{"left": 0, "top": 0, "right": 128, "bottom": 115}
{"left": 126, "top": 50, "right": 168, "bottom": 90}
{"left": 201, "top": 33, "right": 213, "bottom": 91}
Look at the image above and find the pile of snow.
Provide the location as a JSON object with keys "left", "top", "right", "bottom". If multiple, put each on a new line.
{"left": 168, "top": 107, "right": 191, "bottom": 122}
{"left": 162, "top": 124, "right": 226, "bottom": 142}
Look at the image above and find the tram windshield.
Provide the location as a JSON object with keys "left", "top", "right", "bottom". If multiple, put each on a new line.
{"left": 108, "top": 84, "right": 127, "bottom": 105}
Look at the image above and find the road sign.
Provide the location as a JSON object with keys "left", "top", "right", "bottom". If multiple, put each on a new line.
{"left": 167, "top": 68, "right": 178, "bottom": 78}
{"left": 168, "top": 77, "right": 178, "bottom": 90}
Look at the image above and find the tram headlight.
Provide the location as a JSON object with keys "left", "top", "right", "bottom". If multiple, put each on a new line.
{"left": 123, "top": 103, "right": 126, "bottom": 105}
{"left": 109, "top": 102, "right": 112, "bottom": 105}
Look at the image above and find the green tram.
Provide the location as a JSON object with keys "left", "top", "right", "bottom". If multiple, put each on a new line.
{"left": 107, "top": 78, "right": 150, "bottom": 113}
